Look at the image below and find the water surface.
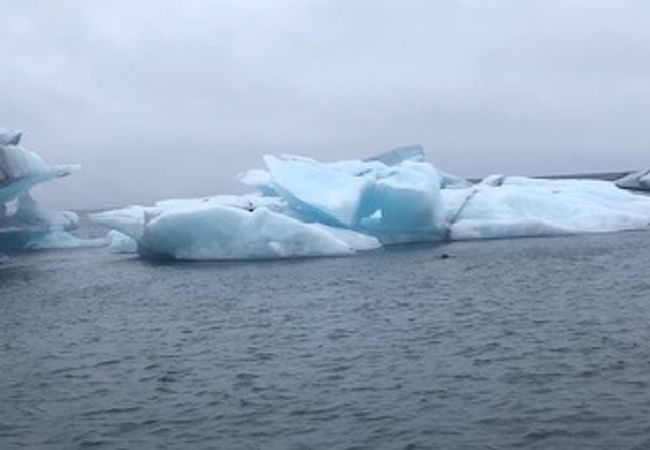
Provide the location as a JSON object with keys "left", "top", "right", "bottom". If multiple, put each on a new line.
{"left": 2, "top": 231, "right": 650, "bottom": 449}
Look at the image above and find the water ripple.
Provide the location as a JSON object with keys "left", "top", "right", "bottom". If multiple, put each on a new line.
{"left": 2, "top": 231, "right": 650, "bottom": 449}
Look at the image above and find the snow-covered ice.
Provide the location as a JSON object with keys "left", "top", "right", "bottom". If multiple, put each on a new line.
{"left": 93, "top": 147, "right": 650, "bottom": 261}
{"left": 444, "top": 177, "right": 650, "bottom": 240}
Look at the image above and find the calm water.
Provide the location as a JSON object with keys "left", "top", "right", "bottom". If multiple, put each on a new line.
{"left": 2, "top": 231, "right": 650, "bottom": 449}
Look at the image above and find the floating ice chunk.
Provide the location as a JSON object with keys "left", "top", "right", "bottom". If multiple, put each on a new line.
{"left": 0, "top": 129, "right": 86, "bottom": 251}
{"left": 264, "top": 155, "right": 446, "bottom": 242}
{"left": 93, "top": 203, "right": 377, "bottom": 260}
{"left": 264, "top": 155, "right": 372, "bottom": 227}
{"left": 0, "top": 144, "right": 79, "bottom": 203}
{"left": 358, "top": 160, "right": 446, "bottom": 241}
{"left": 445, "top": 177, "right": 650, "bottom": 240}
{"left": 107, "top": 230, "right": 138, "bottom": 253}
{"left": 94, "top": 151, "right": 442, "bottom": 260}
{"left": 94, "top": 149, "right": 650, "bottom": 261}
{"left": 91, "top": 205, "right": 149, "bottom": 241}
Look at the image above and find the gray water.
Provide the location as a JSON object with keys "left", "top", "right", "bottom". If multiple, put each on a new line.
{"left": 2, "top": 231, "right": 650, "bottom": 450}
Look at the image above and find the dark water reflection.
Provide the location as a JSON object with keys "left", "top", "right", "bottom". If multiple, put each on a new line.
{"left": 2, "top": 232, "right": 650, "bottom": 449}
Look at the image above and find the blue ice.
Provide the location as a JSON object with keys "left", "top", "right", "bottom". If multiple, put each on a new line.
{"left": 93, "top": 147, "right": 650, "bottom": 260}
{"left": 0, "top": 128, "right": 93, "bottom": 251}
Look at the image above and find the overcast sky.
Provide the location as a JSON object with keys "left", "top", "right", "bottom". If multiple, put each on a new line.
{"left": 2, "top": 0, "right": 650, "bottom": 209}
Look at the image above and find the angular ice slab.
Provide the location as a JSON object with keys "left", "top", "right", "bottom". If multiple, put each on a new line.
{"left": 92, "top": 197, "right": 380, "bottom": 260}
{"left": 95, "top": 147, "right": 650, "bottom": 261}
{"left": 262, "top": 155, "right": 446, "bottom": 242}
{"left": 0, "top": 128, "right": 87, "bottom": 252}
{"left": 0, "top": 138, "right": 79, "bottom": 204}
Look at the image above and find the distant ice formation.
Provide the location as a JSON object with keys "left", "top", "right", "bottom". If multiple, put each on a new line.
{"left": 93, "top": 146, "right": 650, "bottom": 260}
{"left": 0, "top": 128, "right": 93, "bottom": 252}
{"left": 616, "top": 170, "right": 650, "bottom": 191}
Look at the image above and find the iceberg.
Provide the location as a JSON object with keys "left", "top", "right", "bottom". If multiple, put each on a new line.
{"left": 261, "top": 154, "right": 446, "bottom": 241}
{"left": 444, "top": 177, "right": 650, "bottom": 240}
{"left": 93, "top": 146, "right": 650, "bottom": 261}
{"left": 0, "top": 128, "right": 91, "bottom": 252}
{"left": 92, "top": 198, "right": 380, "bottom": 260}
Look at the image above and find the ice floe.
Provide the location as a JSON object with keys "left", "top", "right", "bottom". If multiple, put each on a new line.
{"left": 9, "top": 126, "right": 648, "bottom": 261}
{"left": 444, "top": 177, "right": 650, "bottom": 240}
{"left": 93, "top": 146, "right": 650, "bottom": 260}
{"left": 0, "top": 128, "right": 95, "bottom": 252}
{"left": 93, "top": 200, "right": 379, "bottom": 260}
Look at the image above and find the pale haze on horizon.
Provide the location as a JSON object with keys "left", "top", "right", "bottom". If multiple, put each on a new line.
{"left": 2, "top": 0, "right": 650, "bottom": 209}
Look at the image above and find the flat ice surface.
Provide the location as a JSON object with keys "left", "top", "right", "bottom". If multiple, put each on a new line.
{"left": 444, "top": 177, "right": 650, "bottom": 240}
{"left": 94, "top": 151, "right": 650, "bottom": 260}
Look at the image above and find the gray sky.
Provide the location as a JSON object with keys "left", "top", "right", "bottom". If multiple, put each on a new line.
{"left": 2, "top": 0, "right": 650, "bottom": 209}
